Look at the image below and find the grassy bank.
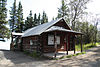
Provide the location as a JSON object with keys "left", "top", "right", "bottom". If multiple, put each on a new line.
{"left": 57, "top": 52, "right": 86, "bottom": 60}
{"left": 75, "top": 42, "right": 100, "bottom": 51}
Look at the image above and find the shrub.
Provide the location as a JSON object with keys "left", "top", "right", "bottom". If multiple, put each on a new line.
{"left": 24, "top": 50, "right": 30, "bottom": 54}
{"left": 29, "top": 50, "right": 40, "bottom": 58}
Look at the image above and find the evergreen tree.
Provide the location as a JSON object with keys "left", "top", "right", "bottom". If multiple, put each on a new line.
{"left": 56, "top": 0, "right": 69, "bottom": 24}
{"left": 9, "top": 0, "right": 17, "bottom": 32}
{"left": 24, "top": 10, "right": 34, "bottom": 31}
{"left": 16, "top": 2, "right": 24, "bottom": 33}
{"left": 41, "top": 11, "right": 48, "bottom": 24}
{"left": 37, "top": 13, "right": 41, "bottom": 25}
{"left": 0, "top": 0, "right": 9, "bottom": 38}
{"left": 57, "top": 0, "right": 69, "bottom": 18}
{"left": 52, "top": 17, "right": 55, "bottom": 20}
{"left": 33, "top": 13, "right": 37, "bottom": 26}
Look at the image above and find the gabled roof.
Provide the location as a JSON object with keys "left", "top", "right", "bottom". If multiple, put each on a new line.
{"left": 22, "top": 17, "right": 82, "bottom": 37}
{"left": 22, "top": 17, "right": 69, "bottom": 37}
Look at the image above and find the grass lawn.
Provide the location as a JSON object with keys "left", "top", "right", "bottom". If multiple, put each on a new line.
{"left": 57, "top": 42, "right": 100, "bottom": 60}
{"left": 57, "top": 52, "right": 86, "bottom": 60}
{"left": 75, "top": 42, "right": 100, "bottom": 51}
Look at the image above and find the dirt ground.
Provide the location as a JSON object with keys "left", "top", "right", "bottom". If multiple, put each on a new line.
{"left": 0, "top": 46, "right": 100, "bottom": 67}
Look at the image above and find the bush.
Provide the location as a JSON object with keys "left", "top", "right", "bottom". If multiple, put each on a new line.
{"left": 29, "top": 51, "right": 41, "bottom": 58}
{"left": 75, "top": 42, "right": 100, "bottom": 51}
{"left": 24, "top": 50, "right": 41, "bottom": 58}
{"left": 24, "top": 50, "right": 30, "bottom": 54}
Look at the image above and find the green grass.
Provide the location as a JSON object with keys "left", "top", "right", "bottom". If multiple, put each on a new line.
{"left": 66, "top": 55, "right": 73, "bottom": 58}
{"left": 59, "top": 52, "right": 86, "bottom": 59}
{"left": 75, "top": 42, "right": 100, "bottom": 51}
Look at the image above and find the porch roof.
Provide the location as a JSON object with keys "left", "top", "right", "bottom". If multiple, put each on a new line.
{"left": 12, "top": 32, "right": 23, "bottom": 36}
{"left": 45, "top": 26, "right": 82, "bottom": 35}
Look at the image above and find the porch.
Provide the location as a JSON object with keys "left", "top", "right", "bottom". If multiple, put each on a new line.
{"left": 42, "top": 26, "right": 83, "bottom": 58}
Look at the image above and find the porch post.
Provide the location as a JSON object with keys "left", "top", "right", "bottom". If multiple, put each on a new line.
{"left": 74, "top": 35, "right": 76, "bottom": 54}
{"left": 81, "top": 34, "right": 83, "bottom": 52}
{"left": 66, "top": 34, "right": 68, "bottom": 55}
{"left": 10, "top": 33, "right": 14, "bottom": 50}
{"left": 20, "top": 37, "right": 23, "bottom": 51}
{"left": 54, "top": 32, "right": 57, "bottom": 58}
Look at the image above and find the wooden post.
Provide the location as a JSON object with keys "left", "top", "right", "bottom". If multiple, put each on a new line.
{"left": 66, "top": 34, "right": 68, "bottom": 55}
{"left": 74, "top": 35, "right": 76, "bottom": 54}
{"left": 20, "top": 37, "right": 23, "bottom": 51}
{"left": 40, "top": 35, "right": 44, "bottom": 53}
{"left": 81, "top": 35, "right": 83, "bottom": 52}
{"left": 54, "top": 32, "right": 57, "bottom": 58}
{"left": 10, "top": 33, "right": 13, "bottom": 50}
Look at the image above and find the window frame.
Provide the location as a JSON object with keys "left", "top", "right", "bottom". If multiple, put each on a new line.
{"left": 48, "top": 34, "right": 60, "bottom": 45}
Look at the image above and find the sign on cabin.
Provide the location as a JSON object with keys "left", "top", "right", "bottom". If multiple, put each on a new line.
{"left": 48, "top": 35, "right": 60, "bottom": 45}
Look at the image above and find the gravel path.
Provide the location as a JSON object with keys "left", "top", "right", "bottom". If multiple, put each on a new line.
{"left": 0, "top": 45, "right": 100, "bottom": 67}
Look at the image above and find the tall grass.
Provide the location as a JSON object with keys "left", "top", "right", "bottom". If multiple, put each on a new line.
{"left": 75, "top": 42, "right": 100, "bottom": 51}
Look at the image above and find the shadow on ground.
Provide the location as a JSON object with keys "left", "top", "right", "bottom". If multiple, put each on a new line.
{"left": 0, "top": 46, "right": 100, "bottom": 67}
{"left": 0, "top": 50, "right": 48, "bottom": 65}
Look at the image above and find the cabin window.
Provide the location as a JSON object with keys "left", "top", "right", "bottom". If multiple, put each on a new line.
{"left": 56, "top": 36, "right": 60, "bottom": 44}
{"left": 48, "top": 35, "right": 60, "bottom": 45}
{"left": 30, "top": 40, "right": 38, "bottom": 45}
{"left": 48, "top": 35, "right": 54, "bottom": 45}
{"left": 30, "top": 40, "right": 33, "bottom": 45}
{"left": 18, "top": 39, "right": 21, "bottom": 43}
{"left": 33, "top": 40, "right": 38, "bottom": 45}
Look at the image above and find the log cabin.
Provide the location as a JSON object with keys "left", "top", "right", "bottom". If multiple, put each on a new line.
{"left": 11, "top": 18, "right": 83, "bottom": 56}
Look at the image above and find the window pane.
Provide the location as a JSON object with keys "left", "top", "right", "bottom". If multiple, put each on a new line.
{"left": 48, "top": 35, "right": 54, "bottom": 45}
{"left": 56, "top": 36, "right": 60, "bottom": 44}
{"left": 30, "top": 40, "right": 33, "bottom": 45}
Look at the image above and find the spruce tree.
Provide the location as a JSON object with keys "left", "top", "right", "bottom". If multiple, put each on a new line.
{"left": 57, "top": 0, "right": 69, "bottom": 18}
{"left": 37, "top": 13, "right": 41, "bottom": 25}
{"left": 9, "top": 0, "right": 17, "bottom": 32}
{"left": 16, "top": 2, "right": 24, "bottom": 33}
{"left": 41, "top": 11, "right": 48, "bottom": 24}
{"left": 0, "top": 0, "right": 9, "bottom": 38}
{"left": 24, "top": 10, "right": 34, "bottom": 31}
{"left": 33, "top": 13, "right": 37, "bottom": 26}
